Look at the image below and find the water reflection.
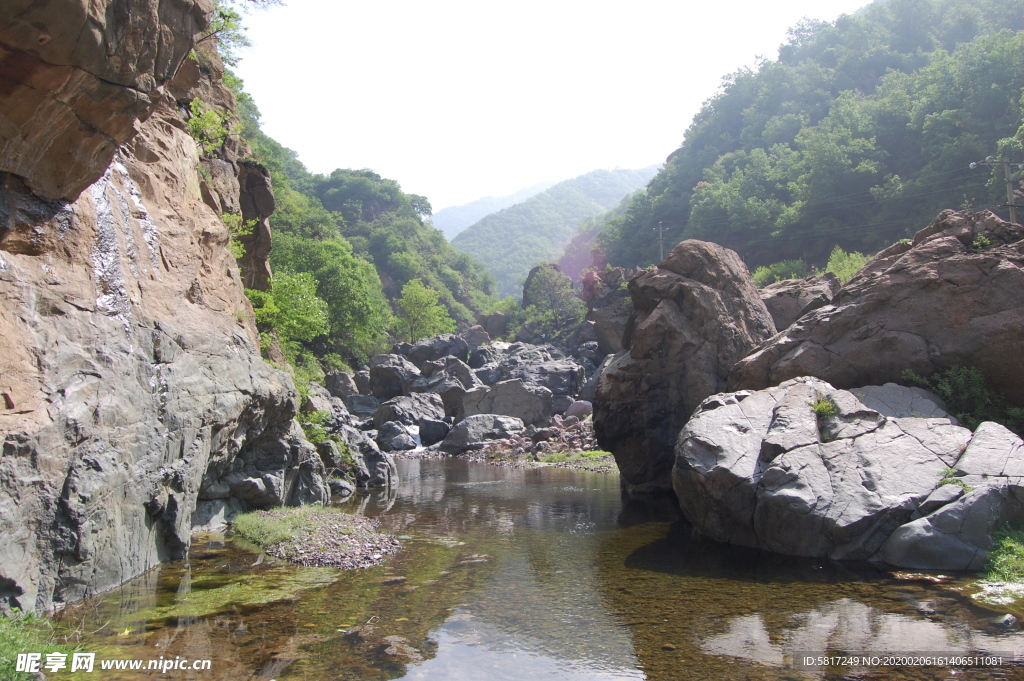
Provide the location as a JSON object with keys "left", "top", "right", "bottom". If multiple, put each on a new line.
{"left": 55, "top": 459, "right": 1024, "bottom": 681}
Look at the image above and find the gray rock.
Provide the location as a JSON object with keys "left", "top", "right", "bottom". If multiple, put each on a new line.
{"left": 419, "top": 419, "right": 451, "bottom": 447}
{"left": 354, "top": 370, "right": 371, "bottom": 395}
{"left": 373, "top": 393, "right": 446, "bottom": 429}
{"left": 504, "top": 360, "right": 585, "bottom": 397}
{"left": 333, "top": 424, "right": 398, "bottom": 489}
{"left": 850, "top": 383, "right": 952, "bottom": 421}
{"left": 392, "top": 334, "right": 469, "bottom": 368}
{"left": 758, "top": 273, "right": 841, "bottom": 331}
{"left": 461, "top": 380, "right": 554, "bottom": 427}
{"left": 672, "top": 378, "right": 982, "bottom": 563}
{"left": 440, "top": 414, "right": 525, "bottom": 454}
{"left": 328, "top": 478, "right": 355, "bottom": 497}
{"left": 369, "top": 354, "right": 422, "bottom": 400}
{"left": 376, "top": 421, "right": 418, "bottom": 452}
{"left": 552, "top": 395, "right": 576, "bottom": 415}
{"left": 344, "top": 394, "right": 380, "bottom": 419}
{"left": 565, "top": 400, "right": 593, "bottom": 420}
{"left": 461, "top": 325, "right": 491, "bottom": 349}
{"left": 325, "top": 371, "right": 359, "bottom": 399}
{"left": 474, "top": 363, "right": 504, "bottom": 386}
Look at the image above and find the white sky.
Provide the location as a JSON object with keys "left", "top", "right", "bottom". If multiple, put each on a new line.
{"left": 234, "top": 0, "right": 870, "bottom": 211}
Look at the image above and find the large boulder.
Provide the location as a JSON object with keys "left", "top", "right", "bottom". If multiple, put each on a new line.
{"left": 671, "top": 378, "right": 1024, "bottom": 568}
{"left": 392, "top": 333, "right": 470, "bottom": 368}
{"left": 758, "top": 272, "right": 841, "bottom": 331}
{"left": 439, "top": 414, "right": 525, "bottom": 454}
{"left": 594, "top": 240, "right": 777, "bottom": 493}
{"left": 461, "top": 380, "right": 553, "bottom": 426}
{"left": 731, "top": 210, "right": 1024, "bottom": 404}
{"left": 325, "top": 371, "right": 359, "bottom": 399}
{"left": 504, "top": 360, "right": 585, "bottom": 397}
{"left": 332, "top": 424, "right": 398, "bottom": 489}
{"left": 373, "top": 393, "right": 446, "bottom": 429}
{"left": 368, "top": 354, "right": 422, "bottom": 400}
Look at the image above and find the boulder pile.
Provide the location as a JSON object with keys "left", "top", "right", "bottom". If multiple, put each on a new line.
{"left": 305, "top": 327, "right": 600, "bottom": 477}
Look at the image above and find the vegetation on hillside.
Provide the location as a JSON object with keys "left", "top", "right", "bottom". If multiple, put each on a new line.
{"left": 452, "top": 167, "right": 658, "bottom": 298}
{"left": 600, "top": 0, "right": 1024, "bottom": 270}
{"left": 218, "top": 70, "right": 497, "bottom": 375}
{"left": 431, "top": 180, "right": 555, "bottom": 240}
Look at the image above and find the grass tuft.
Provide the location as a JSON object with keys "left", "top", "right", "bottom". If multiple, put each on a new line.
{"left": 985, "top": 525, "right": 1024, "bottom": 582}
{"left": 233, "top": 506, "right": 344, "bottom": 548}
{"left": 0, "top": 611, "right": 78, "bottom": 680}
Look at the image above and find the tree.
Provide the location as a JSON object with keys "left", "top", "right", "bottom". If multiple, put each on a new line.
{"left": 247, "top": 271, "right": 329, "bottom": 352}
{"left": 519, "top": 265, "right": 586, "bottom": 343}
{"left": 395, "top": 279, "right": 456, "bottom": 343}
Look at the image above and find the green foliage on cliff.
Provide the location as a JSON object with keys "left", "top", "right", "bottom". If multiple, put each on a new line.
{"left": 902, "top": 365, "right": 1024, "bottom": 435}
{"left": 223, "top": 70, "right": 497, "bottom": 366}
{"left": 825, "top": 246, "right": 871, "bottom": 283}
{"left": 601, "top": 0, "right": 1024, "bottom": 270}
{"left": 452, "top": 168, "right": 658, "bottom": 298}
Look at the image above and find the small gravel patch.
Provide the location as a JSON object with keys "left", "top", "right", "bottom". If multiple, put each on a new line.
{"left": 235, "top": 508, "right": 400, "bottom": 569}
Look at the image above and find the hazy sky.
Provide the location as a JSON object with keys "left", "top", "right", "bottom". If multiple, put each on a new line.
{"left": 234, "top": 0, "right": 870, "bottom": 211}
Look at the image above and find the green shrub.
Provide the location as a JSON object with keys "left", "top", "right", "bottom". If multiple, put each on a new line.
{"left": 751, "top": 259, "right": 809, "bottom": 288}
{"left": 938, "top": 466, "right": 973, "bottom": 492}
{"left": 222, "top": 213, "right": 256, "bottom": 259}
{"left": 825, "top": 246, "right": 870, "bottom": 284}
{"left": 811, "top": 398, "right": 839, "bottom": 419}
{"left": 188, "top": 98, "right": 231, "bottom": 155}
{"left": 901, "top": 366, "right": 1024, "bottom": 436}
{"left": 985, "top": 524, "right": 1024, "bottom": 582}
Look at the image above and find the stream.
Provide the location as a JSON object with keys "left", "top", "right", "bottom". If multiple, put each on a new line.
{"left": 55, "top": 459, "right": 1024, "bottom": 680}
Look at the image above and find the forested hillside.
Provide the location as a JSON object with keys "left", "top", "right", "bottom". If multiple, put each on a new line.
{"left": 601, "top": 0, "right": 1024, "bottom": 269}
{"left": 431, "top": 181, "right": 555, "bottom": 240}
{"left": 226, "top": 73, "right": 496, "bottom": 368}
{"left": 452, "top": 167, "right": 658, "bottom": 297}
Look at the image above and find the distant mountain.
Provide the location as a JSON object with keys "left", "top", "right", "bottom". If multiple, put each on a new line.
{"left": 451, "top": 167, "right": 659, "bottom": 298}
{"left": 431, "top": 181, "right": 556, "bottom": 240}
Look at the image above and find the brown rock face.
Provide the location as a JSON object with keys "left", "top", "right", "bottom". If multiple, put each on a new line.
{"left": 0, "top": 61, "right": 329, "bottom": 611}
{"left": 594, "top": 240, "right": 776, "bottom": 493}
{"left": 0, "top": 0, "right": 213, "bottom": 200}
{"left": 582, "top": 266, "right": 641, "bottom": 355}
{"left": 758, "top": 272, "right": 840, "bottom": 331}
{"left": 730, "top": 210, "right": 1024, "bottom": 403}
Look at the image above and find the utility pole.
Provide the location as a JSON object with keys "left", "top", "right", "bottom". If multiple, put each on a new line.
{"left": 970, "top": 156, "right": 1024, "bottom": 224}
{"left": 655, "top": 221, "right": 666, "bottom": 262}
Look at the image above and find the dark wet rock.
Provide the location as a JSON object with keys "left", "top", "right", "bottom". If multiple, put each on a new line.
{"left": 419, "top": 419, "right": 451, "bottom": 447}
{"left": 328, "top": 478, "right": 355, "bottom": 497}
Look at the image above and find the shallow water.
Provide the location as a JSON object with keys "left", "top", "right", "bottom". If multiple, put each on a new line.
{"left": 54, "top": 459, "right": 1024, "bottom": 680}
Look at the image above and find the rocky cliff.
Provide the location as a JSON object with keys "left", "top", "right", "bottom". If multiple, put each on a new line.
{"left": 0, "top": 0, "right": 327, "bottom": 613}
